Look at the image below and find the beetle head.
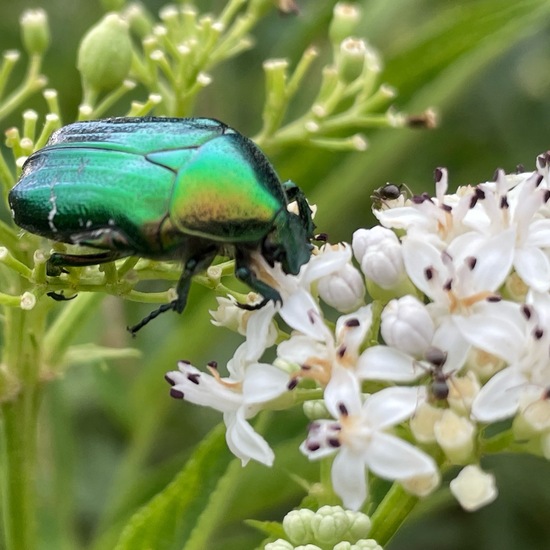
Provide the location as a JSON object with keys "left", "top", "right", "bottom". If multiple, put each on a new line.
{"left": 263, "top": 211, "right": 312, "bottom": 275}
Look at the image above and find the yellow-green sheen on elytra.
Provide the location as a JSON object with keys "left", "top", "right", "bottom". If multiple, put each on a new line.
{"left": 8, "top": 117, "right": 315, "bottom": 334}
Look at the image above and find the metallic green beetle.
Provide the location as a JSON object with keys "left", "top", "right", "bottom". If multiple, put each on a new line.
{"left": 8, "top": 117, "right": 315, "bottom": 334}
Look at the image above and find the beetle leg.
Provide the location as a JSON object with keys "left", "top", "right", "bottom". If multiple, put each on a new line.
{"left": 127, "top": 244, "right": 219, "bottom": 336}
{"left": 47, "top": 250, "right": 126, "bottom": 276}
{"left": 47, "top": 291, "right": 78, "bottom": 302}
{"left": 234, "top": 250, "right": 282, "bottom": 310}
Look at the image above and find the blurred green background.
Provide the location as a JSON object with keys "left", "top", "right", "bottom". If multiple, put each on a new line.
{"left": 2, "top": 0, "right": 550, "bottom": 548}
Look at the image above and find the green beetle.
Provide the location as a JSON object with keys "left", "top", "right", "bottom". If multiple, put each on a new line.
{"left": 9, "top": 117, "right": 315, "bottom": 334}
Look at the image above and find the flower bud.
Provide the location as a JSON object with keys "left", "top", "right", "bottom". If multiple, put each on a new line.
{"left": 20, "top": 291, "right": 36, "bottom": 310}
{"left": 329, "top": 3, "right": 362, "bottom": 46}
{"left": 77, "top": 13, "right": 133, "bottom": 92}
{"left": 410, "top": 401, "right": 443, "bottom": 444}
{"left": 433, "top": 409, "right": 475, "bottom": 464}
{"left": 303, "top": 399, "right": 330, "bottom": 420}
{"left": 352, "top": 227, "right": 406, "bottom": 289}
{"left": 449, "top": 465, "right": 498, "bottom": 511}
{"left": 401, "top": 470, "right": 441, "bottom": 497}
{"left": 264, "top": 540, "right": 294, "bottom": 550}
{"left": 344, "top": 510, "right": 371, "bottom": 540}
{"left": 381, "top": 296, "right": 434, "bottom": 357}
{"left": 447, "top": 371, "right": 480, "bottom": 415}
{"left": 20, "top": 9, "right": 50, "bottom": 56}
{"left": 283, "top": 508, "right": 316, "bottom": 545}
{"left": 124, "top": 3, "right": 155, "bottom": 38}
{"left": 311, "top": 506, "right": 351, "bottom": 545}
{"left": 466, "top": 347, "right": 505, "bottom": 381}
{"left": 317, "top": 262, "right": 365, "bottom": 313}
{"left": 337, "top": 38, "right": 367, "bottom": 83}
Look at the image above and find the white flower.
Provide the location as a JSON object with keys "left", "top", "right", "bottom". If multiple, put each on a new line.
{"left": 300, "top": 368, "right": 437, "bottom": 510}
{"left": 277, "top": 306, "right": 372, "bottom": 389}
{"left": 248, "top": 244, "right": 354, "bottom": 340}
{"left": 165, "top": 341, "right": 290, "bottom": 466}
{"left": 402, "top": 228, "right": 522, "bottom": 359}
{"left": 450, "top": 465, "right": 498, "bottom": 511}
{"left": 475, "top": 170, "right": 550, "bottom": 292}
{"left": 373, "top": 167, "right": 475, "bottom": 245}
{"left": 472, "top": 291, "right": 550, "bottom": 423}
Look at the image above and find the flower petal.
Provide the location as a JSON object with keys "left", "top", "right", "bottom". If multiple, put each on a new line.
{"left": 363, "top": 386, "right": 421, "bottom": 428}
{"left": 366, "top": 432, "right": 437, "bottom": 480}
{"left": 357, "top": 346, "right": 417, "bottom": 382}
{"left": 224, "top": 409, "right": 274, "bottom": 466}
{"left": 331, "top": 447, "right": 367, "bottom": 510}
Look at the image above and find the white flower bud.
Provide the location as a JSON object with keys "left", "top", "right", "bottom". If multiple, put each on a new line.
{"left": 401, "top": 470, "right": 441, "bottom": 497}
{"left": 448, "top": 371, "right": 480, "bottom": 415}
{"left": 450, "top": 465, "right": 498, "bottom": 511}
{"left": 283, "top": 508, "right": 316, "bottom": 545}
{"left": 433, "top": 410, "right": 475, "bottom": 464}
{"left": 466, "top": 347, "right": 505, "bottom": 381}
{"left": 352, "top": 227, "right": 406, "bottom": 289}
{"left": 209, "top": 296, "right": 247, "bottom": 335}
{"left": 518, "top": 398, "right": 550, "bottom": 434}
{"left": 317, "top": 262, "right": 365, "bottom": 313}
{"left": 410, "top": 401, "right": 444, "bottom": 444}
{"left": 381, "top": 296, "right": 434, "bottom": 357}
{"left": 20, "top": 291, "right": 36, "bottom": 310}
{"left": 311, "top": 506, "right": 351, "bottom": 545}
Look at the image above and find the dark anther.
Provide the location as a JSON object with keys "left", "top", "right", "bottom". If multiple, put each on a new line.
{"left": 308, "top": 310, "right": 316, "bottom": 324}
{"left": 207, "top": 360, "right": 218, "bottom": 369}
{"left": 521, "top": 305, "right": 532, "bottom": 320}
{"left": 443, "top": 279, "right": 453, "bottom": 291}
{"left": 301, "top": 364, "right": 312, "bottom": 371}
{"left": 534, "top": 327, "right": 544, "bottom": 340}
{"left": 179, "top": 359, "right": 191, "bottom": 365}
{"left": 434, "top": 167, "right": 444, "bottom": 182}
{"left": 170, "top": 388, "right": 185, "bottom": 399}
{"left": 543, "top": 190, "right": 550, "bottom": 204}
{"left": 345, "top": 318, "right": 360, "bottom": 328}
{"left": 164, "top": 374, "right": 175, "bottom": 386}
{"left": 337, "top": 346, "right": 347, "bottom": 358}
{"left": 338, "top": 402, "right": 349, "bottom": 416}
{"left": 469, "top": 195, "right": 479, "bottom": 209}
{"left": 500, "top": 196, "right": 509, "bottom": 209}
{"left": 287, "top": 378, "right": 299, "bottom": 390}
{"left": 475, "top": 187, "right": 486, "bottom": 200}
{"left": 425, "top": 267, "right": 434, "bottom": 280}
{"left": 187, "top": 373, "right": 200, "bottom": 385}
{"left": 535, "top": 174, "right": 544, "bottom": 187}
{"left": 315, "top": 233, "right": 329, "bottom": 242}
{"left": 307, "top": 442, "right": 321, "bottom": 452}
{"left": 487, "top": 294, "right": 501, "bottom": 302}
{"left": 328, "top": 438, "right": 341, "bottom": 448}
{"left": 441, "top": 203, "right": 452, "bottom": 212}
{"left": 466, "top": 256, "right": 477, "bottom": 270}
{"left": 515, "top": 164, "right": 525, "bottom": 173}
{"left": 537, "top": 154, "right": 547, "bottom": 168}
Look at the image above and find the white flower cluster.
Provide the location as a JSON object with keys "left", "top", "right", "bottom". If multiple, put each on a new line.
{"left": 165, "top": 151, "right": 550, "bottom": 513}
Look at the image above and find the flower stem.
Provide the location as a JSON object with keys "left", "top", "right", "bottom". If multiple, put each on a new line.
{"left": 368, "top": 483, "right": 419, "bottom": 546}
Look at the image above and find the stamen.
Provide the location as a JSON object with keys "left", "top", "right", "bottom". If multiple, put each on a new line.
{"left": 170, "top": 388, "right": 184, "bottom": 399}
{"left": 164, "top": 374, "right": 175, "bottom": 386}
{"left": 345, "top": 318, "right": 360, "bottom": 327}
{"left": 338, "top": 403, "right": 349, "bottom": 416}
{"left": 187, "top": 373, "right": 200, "bottom": 385}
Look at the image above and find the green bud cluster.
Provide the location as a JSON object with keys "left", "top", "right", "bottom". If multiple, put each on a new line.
{"left": 255, "top": 2, "right": 415, "bottom": 152}
{"left": 264, "top": 506, "right": 380, "bottom": 549}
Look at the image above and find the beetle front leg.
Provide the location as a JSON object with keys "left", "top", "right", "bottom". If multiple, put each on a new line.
{"left": 127, "top": 245, "right": 218, "bottom": 336}
{"left": 234, "top": 251, "right": 282, "bottom": 311}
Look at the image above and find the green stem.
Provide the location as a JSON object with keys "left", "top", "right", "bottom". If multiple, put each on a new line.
{"left": 368, "top": 483, "right": 419, "bottom": 546}
{"left": 0, "top": 300, "right": 47, "bottom": 550}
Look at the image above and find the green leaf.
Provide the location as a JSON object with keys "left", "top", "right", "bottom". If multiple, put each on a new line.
{"left": 244, "top": 519, "right": 286, "bottom": 539}
{"left": 113, "top": 423, "right": 232, "bottom": 550}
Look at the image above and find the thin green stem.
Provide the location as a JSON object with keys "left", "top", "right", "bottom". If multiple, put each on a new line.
{"left": 369, "top": 483, "right": 419, "bottom": 546}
